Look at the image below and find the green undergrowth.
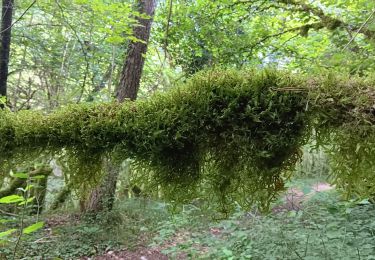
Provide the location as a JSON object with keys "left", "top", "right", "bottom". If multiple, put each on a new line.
{"left": 152, "top": 186, "right": 375, "bottom": 259}
{"left": 1, "top": 69, "right": 374, "bottom": 211}
{"left": 4, "top": 187, "right": 374, "bottom": 259}
{"left": 0, "top": 199, "right": 170, "bottom": 259}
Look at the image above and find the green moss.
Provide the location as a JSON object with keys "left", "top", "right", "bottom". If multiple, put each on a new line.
{"left": 0, "top": 69, "right": 374, "bottom": 211}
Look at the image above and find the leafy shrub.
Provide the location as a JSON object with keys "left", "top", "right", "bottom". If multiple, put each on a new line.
{"left": 153, "top": 189, "right": 375, "bottom": 259}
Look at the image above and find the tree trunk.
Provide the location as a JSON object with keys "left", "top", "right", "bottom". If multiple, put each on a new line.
{"left": 50, "top": 183, "right": 71, "bottom": 211}
{"left": 84, "top": 0, "right": 156, "bottom": 214}
{"left": 84, "top": 158, "right": 119, "bottom": 213}
{"left": 116, "top": 0, "right": 156, "bottom": 101}
{"left": 0, "top": 0, "right": 14, "bottom": 104}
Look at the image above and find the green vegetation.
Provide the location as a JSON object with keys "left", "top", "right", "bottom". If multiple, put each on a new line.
{"left": 1, "top": 69, "right": 374, "bottom": 211}
{"left": 153, "top": 189, "right": 375, "bottom": 259}
{"left": 0, "top": 173, "right": 47, "bottom": 258}
{"left": 1, "top": 0, "right": 375, "bottom": 258}
{"left": 2, "top": 183, "right": 375, "bottom": 259}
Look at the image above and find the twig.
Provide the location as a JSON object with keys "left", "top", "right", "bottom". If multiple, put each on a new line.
{"left": 54, "top": 0, "right": 90, "bottom": 103}
{"left": 294, "top": 250, "right": 303, "bottom": 260}
{"left": 270, "top": 87, "right": 307, "bottom": 92}
{"left": 12, "top": 184, "right": 29, "bottom": 260}
{"left": 163, "top": 0, "right": 173, "bottom": 56}
{"left": 342, "top": 9, "right": 375, "bottom": 51}
{"left": 17, "top": 89, "right": 37, "bottom": 111}
{"left": 304, "top": 234, "right": 310, "bottom": 257}
{"left": 320, "top": 235, "right": 327, "bottom": 260}
{"left": 0, "top": 208, "right": 18, "bottom": 217}
{"left": 0, "top": 0, "right": 37, "bottom": 34}
{"left": 32, "top": 236, "right": 58, "bottom": 243}
{"left": 238, "top": 22, "right": 323, "bottom": 55}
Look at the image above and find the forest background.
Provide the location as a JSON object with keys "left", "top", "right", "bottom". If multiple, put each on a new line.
{"left": 0, "top": 0, "right": 375, "bottom": 258}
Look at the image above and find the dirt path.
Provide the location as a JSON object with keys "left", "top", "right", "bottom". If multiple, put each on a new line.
{"left": 83, "top": 248, "right": 168, "bottom": 260}
{"left": 273, "top": 182, "right": 334, "bottom": 212}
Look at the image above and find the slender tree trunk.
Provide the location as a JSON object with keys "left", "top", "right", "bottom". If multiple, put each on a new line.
{"left": 0, "top": 0, "right": 14, "bottom": 104}
{"left": 116, "top": 0, "right": 156, "bottom": 101}
{"left": 84, "top": 0, "right": 156, "bottom": 213}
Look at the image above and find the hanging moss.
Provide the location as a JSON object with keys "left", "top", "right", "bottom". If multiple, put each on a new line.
{"left": 0, "top": 69, "right": 374, "bottom": 211}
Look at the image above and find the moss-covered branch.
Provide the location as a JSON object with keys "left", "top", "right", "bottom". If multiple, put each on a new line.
{"left": 0, "top": 166, "right": 52, "bottom": 214}
{"left": 0, "top": 69, "right": 374, "bottom": 211}
{"left": 0, "top": 166, "right": 51, "bottom": 198}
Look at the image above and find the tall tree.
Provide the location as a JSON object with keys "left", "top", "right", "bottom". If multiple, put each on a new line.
{"left": 116, "top": 0, "right": 156, "bottom": 101}
{"left": 0, "top": 0, "right": 14, "bottom": 104}
{"left": 85, "top": 0, "right": 156, "bottom": 213}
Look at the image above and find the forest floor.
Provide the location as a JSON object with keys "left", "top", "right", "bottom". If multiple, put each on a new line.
{"left": 2, "top": 177, "right": 375, "bottom": 259}
{"left": 86, "top": 181, "right": 337, "bottom": 260}
{"left": 89, "top": 181, "right": 336, "bottom": 259}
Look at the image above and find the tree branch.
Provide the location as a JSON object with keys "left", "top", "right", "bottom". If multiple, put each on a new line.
{"left": 278, "top": 0, "right": 375, "bottom": 39}
{"left": 231, "top": 0, "right": 375, "bottom": 39}
{"left": 0, "top": 0, "right": 36, "bottom": 34}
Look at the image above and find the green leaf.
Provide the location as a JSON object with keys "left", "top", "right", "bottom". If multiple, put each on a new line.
{"left": 22, "top": 222, "right": 44, "bottom": 234}
{"left": 30, "top": 175, "right": 46, "bottom": 180}
{"left": 0, "top": 219, "right": 13, "bottom": 224}
{"left": 0, "top": 229, "right": 17, "bottom": 239}
{"left": 0, "top": 195, "right": 24, "bottom": 204}
{"left": 222, "top": 248, "right": 233, "bottom": 256}
{"left": 24, "top": 184, "right": 34, "bottom": 192}
{"left": 0, "top": 96, "right": 6, "bottom": 105}
{"left": 18, "top": 197, "right": 35, "bottom": 206}
{"left": 11, "top": 172, "right": 28, "bottom": 179}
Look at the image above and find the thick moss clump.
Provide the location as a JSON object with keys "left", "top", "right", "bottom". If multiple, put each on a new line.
{"left": 0, "top": 111, "right": 15, "bottom": 150}
{"left": 0, "top": 69, "right": 374, "bottom": 211}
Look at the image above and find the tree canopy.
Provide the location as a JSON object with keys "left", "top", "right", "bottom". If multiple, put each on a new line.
{"left": 0, "top": 0, "right": 375, "bottom": 211}
{"left": 3, "top": 0, "right": 375, "bottom": 111}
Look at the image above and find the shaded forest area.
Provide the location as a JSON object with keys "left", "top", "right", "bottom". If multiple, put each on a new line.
{"left": 0, "top": 0, "right": 375, "bottom": 259}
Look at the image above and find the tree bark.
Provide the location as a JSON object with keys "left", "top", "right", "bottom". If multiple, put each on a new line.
{"left": 0, "top": 0, "right": 14, "bottom": 103}
{"left": 84, "top": 158, "right": 119, "bottom": 213}
{"left": 84, "top": 0, "right": 156, "bottom": 214}
{"left": 50, "top": 183, "right": 71, "bottom": 211}
{"left": 116, "top": 0, "right": 156, "bottom": 101}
